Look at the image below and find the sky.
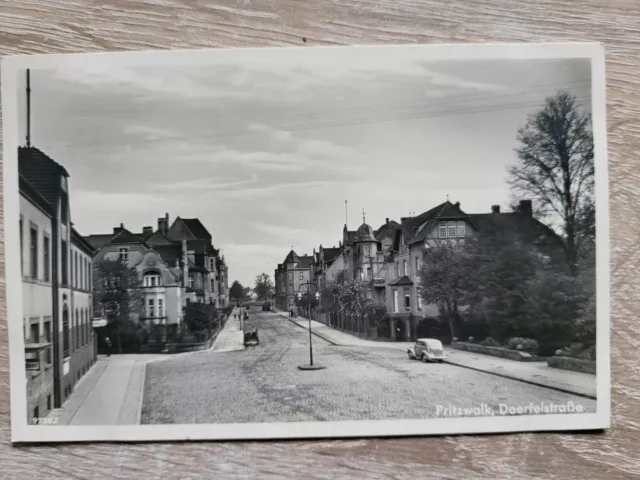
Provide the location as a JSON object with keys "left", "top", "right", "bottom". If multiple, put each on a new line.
{"left": 16, "top": 47, "right": 591, "bottom": 287}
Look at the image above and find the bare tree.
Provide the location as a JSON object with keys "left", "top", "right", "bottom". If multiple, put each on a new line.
{"left": 509, "top": 92, "right": 594, "bottom": 275}
{"left": 254, "top": 273, "right": 274, "bottom": 301}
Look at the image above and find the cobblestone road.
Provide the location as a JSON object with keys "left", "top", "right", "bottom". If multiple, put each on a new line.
{"left": 141, "top": 310, "right": 596, "bottom": 424}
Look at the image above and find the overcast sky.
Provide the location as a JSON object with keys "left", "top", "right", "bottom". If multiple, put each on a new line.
{"left": 17, "top": 48, "right": 591, "bottom": 287}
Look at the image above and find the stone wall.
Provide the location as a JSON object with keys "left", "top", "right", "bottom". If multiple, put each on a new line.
{"left": 547, "top": 356, "right": 596, "bottom": 374}
{"left": 451, "top": 341, "right": 541, "bottom": 361}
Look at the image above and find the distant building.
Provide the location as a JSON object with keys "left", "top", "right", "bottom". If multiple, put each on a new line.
{"left": 274, "top": 250, "right": 313, "bottom": 310}
{"left": 19, "top": 146, "right": 96, "bottom": 421}
{"left": 85, "top": 214, "right": 229, "bottom": 332}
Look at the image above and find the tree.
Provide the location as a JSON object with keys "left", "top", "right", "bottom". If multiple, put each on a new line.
{"left": 509, "top": 92, "right": 594, "bottom": 275}
{"left": 183, "top": 302, "right": 220, "bottom": 337}
{"left": 417, "top": 241, "right": 471, "bottom": 339}
{"left": 295, "top": 292, "right": 319, "bottom": 313}
{"left": 93, "top": 259, "right": 144, "bottom": 354}
{"left": 254, "top": 273, "right": 274, "bottom": 301}
{"left": 229, "top": 280, "right": 244, "bottom": 306}
{"left": 335, "top": 279, "right": 373, "bottom": 334}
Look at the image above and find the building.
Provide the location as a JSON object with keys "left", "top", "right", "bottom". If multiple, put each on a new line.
{"left": 274, "top": 250, "right": 313, "bottom": 310}
{"left": 85, "top": 214, "right": 228, "bottom": 332}
{"left": 19, "top": 146, "right": 96, "bottom": 421}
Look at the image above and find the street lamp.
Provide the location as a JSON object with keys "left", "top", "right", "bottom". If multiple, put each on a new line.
{"left": 297, "top": 282, "right": 325, "bottom": 371}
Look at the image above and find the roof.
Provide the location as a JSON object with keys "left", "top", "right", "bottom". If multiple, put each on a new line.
{"left": 322, "top": 247, "right": 341, "bottom": 263}
{"left": 18, "top": 146, "right": 69, "bottom": 210}
{"left": 71, "top": 227, "right": 96, "bottom": 256}
{"left": 388, "top": 275, "right": 414, "bottom": 286}
{"left": 467, "top": 212, "right": 564, "bottom": 250}
{"left": 152, "top": 244, "right": 182, "bottom": 267}
{"left": 402, "top": 201, "right": 473, "bottom": 245}
{"left": 84, "top": 234, "right": 115, "bottom": 251}
{"left": 19, "top": 174, "right": 54, "bottom": 216}
{"left": 109, "top": 229, "right": 146, "bottom": 245}
{"left": 297, "top": 255, "right": 314, "bottom": 269}
{"left": 181, "top": 218, "right": 212, "bottom": 240}
{"left": 355, "top": 222, "right": 376, "bottom": 242}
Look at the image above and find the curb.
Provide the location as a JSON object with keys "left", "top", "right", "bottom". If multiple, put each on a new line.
{"left": 280, "top": 312, "right": 341, "bottom": 346}
{"left": 442, "top": 359, "right": 597, "bottom": 400}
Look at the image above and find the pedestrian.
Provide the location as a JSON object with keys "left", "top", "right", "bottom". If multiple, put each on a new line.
{"left": 105, "top": 336, "right": 112, "bottom": 357}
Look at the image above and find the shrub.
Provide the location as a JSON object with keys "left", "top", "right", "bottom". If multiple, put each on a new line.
{"left": 507, "top": 337, "right": 539, "bottom": 355}
{"left": 480, "top": 337, "right": 500, "bottom": 347}
{"left": 558, "top": 342, "right": 595, "bottom": 360}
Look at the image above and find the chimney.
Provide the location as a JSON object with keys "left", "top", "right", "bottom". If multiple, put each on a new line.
{"left": 113, "top": 223, "right": 124, "bottom": 234}
{"left": 491, "top": 205, "right": 500, "bottom": 214}
{"left": 142, "top": 226, "right": 153, "bottom": 236}
{"left": 518, "top": 200, "right": 533, "bottom": 217}
{"left": 158, "top": 216, "right": 167, "bottom": 234}
{"left": 454, "top": 201, "right": 460, "bottom": 209}
{"left": 339, "top": 241, "right": 342, "bottom": 248}
{"left": 386, "top": 217, "right": 389, "bottom": 223}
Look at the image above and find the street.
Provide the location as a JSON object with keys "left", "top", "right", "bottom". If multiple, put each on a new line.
{"left": 140, "top": 310, "right": 596, "bottom": 424}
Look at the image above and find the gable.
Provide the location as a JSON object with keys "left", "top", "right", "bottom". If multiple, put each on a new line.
{"left": 166, "top": 218, "right": 197, "bottom": 241}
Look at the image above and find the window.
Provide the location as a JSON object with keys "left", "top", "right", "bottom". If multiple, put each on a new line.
{"left": 438, "top": 221, "right": 447, "bottom": 238}
{"left": 144, "top": 272, "right": 161, "bottom": 287}
{"left": 20, "top": 217, "right": 24, "bottom": 274}
{"left": 457, "top": 221, "right": 465, "bottom": 237}
{"left": 210, "top": 278, "right": 215, "bottom": 291}
{"left": 74, "top": 251, "right": 78, "bottom": 288}
{"left": 47, "top": 395, "right": 51, "bottom": 411}
{"left": 30, "top": 322, "right": 39, "bottom": 343}
{"left": 403, "top": 260, "right": 407, "bottom": 277}
{"left": 76, "top": 309, "right": 81, "bottom": 348}
{"left": 448, "top": 221, "right": 456, "bottom": 238}
{"left": 148, "top": 299, "right": 155, "bottom": 317}
{"left": 118, "top": 247, "right": 129, "bottom": 262}
{"left": 43, "top": 236, "right": 50, "bottom": 282}
{"left": 299, "top": 272, "right": 304, "bottom": 280}
{"left": 364, "top": 244, "right": 370, "bottom": 256}
{"left": 415, "top": 257, "right": 420, "bottom": 274}
{"left": 30, "top": 227, "right": 38, "bottom": 279}
{"left": 62, "top": 309, "right": 70, "bottom": 358}
{"left": 288, "top": 273, "right": 293, "bottom": 280}
{"left": 158, "top": 299, "right": 164, "bottom": 317}
{"left": 418, "top": 294, "right": 423, "bottom": 310}
{"left": 288, "top": 286, "right": 292, "bottom": 292}
{"left": 44, "top": 321, "right": 52, "bottom": 364}
{"left": 404, "top": 290, "right": 411, "bottom": 311}
{"left": 395, "top": 262, "right": 399, "bottom": 277}
{"left": 393, "top": 289, "right": 399, "bottom": 313}
{"left": 61, "top": 241, "right": 68, "bottom": 285}
{"left": 188, "top": 276, "right": 195, "bottom": 289}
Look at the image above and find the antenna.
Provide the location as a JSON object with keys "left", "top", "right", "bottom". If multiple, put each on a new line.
{"left": 362, "top": 208, "right": 366, "bottom": 224}
{"left": 26, "top": 69, "right": 31, "bottom": 147}
{"left": 345, "top": 200, "right": 348, "bottom": 228}
{"left": 446, "top": 194, "right": 450, "bottom": 202}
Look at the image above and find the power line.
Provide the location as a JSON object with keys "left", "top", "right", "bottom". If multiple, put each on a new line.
{"left": 54, "top": 93, "right": 591, "bottom": 149}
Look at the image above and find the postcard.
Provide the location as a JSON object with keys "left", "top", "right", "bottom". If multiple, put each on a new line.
{"left": 1, "top": 42, "right": 609, "bottom": 443}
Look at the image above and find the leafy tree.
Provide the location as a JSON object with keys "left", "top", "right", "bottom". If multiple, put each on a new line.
{"left": 509, "top": 92, "right": 594, "bottom": 275}
{"left": 294, "top": 292, "right": 319, "bottom": 313}
{"left": 417, "top": 241, "right": 471, "bottom": 339}
{"left": 183, "top": 302, "right": 220, "bottom": 336}
{"left": 229, "top": 280, "right": 244, "bottom": 306}
{"left": 335, "top": 279, "right": 373, "bottom": 333}
{"left": 254, "top": 273, "right": 274, "bottom": 301}
{"left": 93, "top": 259, "right": 144, "bottom": 354}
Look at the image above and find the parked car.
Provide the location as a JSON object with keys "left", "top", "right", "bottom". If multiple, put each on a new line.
{"left": 407, "top": 338, "right": 446, "bottom": 363}
{"left": 262, "top": 302, "right": 272, "bottom": 311}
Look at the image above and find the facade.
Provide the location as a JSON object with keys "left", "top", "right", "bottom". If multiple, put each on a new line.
{"left": 298, "top": 199, "right": 562, "bottom": 341}
{"left": 85, "top": 214, "right": 228, "bottom": 331}
{"left": 274, "top": 250, "right": 313, "bottom": 310}
{"left": 19, "top": 146, "right": 96, "bottom": 420}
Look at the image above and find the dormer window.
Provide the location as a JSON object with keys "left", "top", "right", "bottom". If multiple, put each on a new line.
{"left": 118, "top": 247, "right": 129, "bottom": 261}
{"left": 438, "top": 221, "right": 466, "bottom": 239}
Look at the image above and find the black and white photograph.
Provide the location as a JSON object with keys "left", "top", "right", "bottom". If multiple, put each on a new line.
{"left": 2, "top": 43, "right": 609, "bottom": 443}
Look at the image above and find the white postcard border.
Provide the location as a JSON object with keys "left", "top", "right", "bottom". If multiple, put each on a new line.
{"left": 1, "top": 42, "right": 610, "bottom": 443}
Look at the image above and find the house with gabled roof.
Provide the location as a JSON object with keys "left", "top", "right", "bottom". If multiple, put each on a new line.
{"left": 383, "top": 198, "right": 564, "bottom": 341}
{"left": 274, "top": 250, "right": 313, "bottom": 310}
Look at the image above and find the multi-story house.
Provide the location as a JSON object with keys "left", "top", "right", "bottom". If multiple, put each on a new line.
{"left": 19, "top": 146, "right": 96, "bottom": 421}
{"left": 310, "top": 244, "right": 341, "bottom": 292}
{"left": 274, "top": 250, "right": 313, "bottom": 310}
{"left": 382, "top": 199, "right": 563, "bottom": 340}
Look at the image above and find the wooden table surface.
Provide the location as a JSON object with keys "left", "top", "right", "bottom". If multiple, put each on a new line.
{"left": 0, "top": 1, "right": 638, "bottom": 478}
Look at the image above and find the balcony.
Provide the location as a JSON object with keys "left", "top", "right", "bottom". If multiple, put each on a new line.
{"left": 372, "top": 277, "right": 386, "bottom": 287}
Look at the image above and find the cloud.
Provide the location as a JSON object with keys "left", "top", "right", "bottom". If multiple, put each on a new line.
{"left": 150, "top": 174, "right": 260, "bottom": 191}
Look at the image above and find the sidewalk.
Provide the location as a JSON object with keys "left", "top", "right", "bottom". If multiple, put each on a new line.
{"left": 49, "top": 354, "right": 165, "bottom": 425}
{"left": 210, "top": 307, "right": 245, "bottom": 353}
{"left": 277, "top": 309, "right": 596, "bottom": 399}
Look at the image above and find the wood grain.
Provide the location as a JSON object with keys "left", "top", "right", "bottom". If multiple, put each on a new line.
{"left": 0, "top": 0, "right": 638, "bottom": 478}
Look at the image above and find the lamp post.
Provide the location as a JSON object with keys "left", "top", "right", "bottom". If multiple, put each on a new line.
{"left": 297, "top": 282, "right": 325, "bottom": 371}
